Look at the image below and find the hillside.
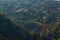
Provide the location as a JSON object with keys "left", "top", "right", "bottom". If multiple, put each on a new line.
{"left": 0, "top": 0, "right": 60, "bottom": 40}
{"left": 0, "top": 12, "right": 60, "bottom": 40}
{"left": 0, "top": 13, "right": 40, "bottom": 40}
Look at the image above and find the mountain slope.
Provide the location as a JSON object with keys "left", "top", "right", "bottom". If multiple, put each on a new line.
{"left": 0, "top": 13, "right": 39, "bottom": 40}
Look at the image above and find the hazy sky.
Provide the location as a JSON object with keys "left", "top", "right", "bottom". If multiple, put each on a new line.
{"left": 55, "top": 0, "right": 60, "bottom": 1}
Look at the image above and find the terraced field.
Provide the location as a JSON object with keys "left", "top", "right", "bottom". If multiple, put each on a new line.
{"left": 0, "top": 0, "right": 60, "bottom": 40}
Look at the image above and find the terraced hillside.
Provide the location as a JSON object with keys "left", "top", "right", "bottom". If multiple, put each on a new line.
{"left": 0, "top": 0, "right": 60, "bottom": 40}
{"left": 0, "top": 13, "right": 41, "bottom": 40}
